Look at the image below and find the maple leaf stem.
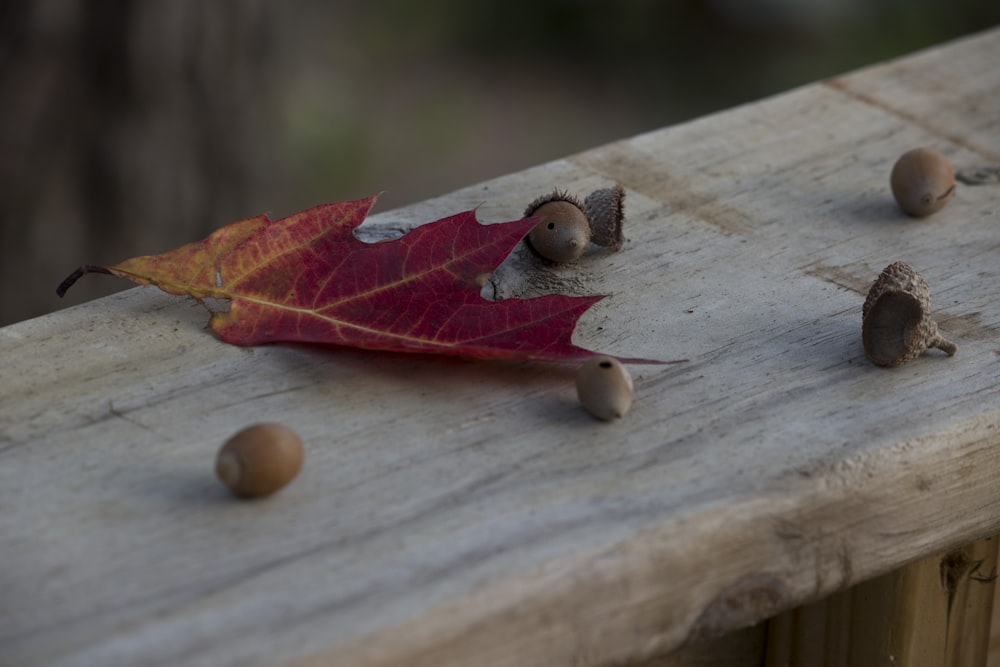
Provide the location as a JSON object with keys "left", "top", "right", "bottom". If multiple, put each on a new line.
{"left": 56, "top": 265, "right": 115, "bottom": 297}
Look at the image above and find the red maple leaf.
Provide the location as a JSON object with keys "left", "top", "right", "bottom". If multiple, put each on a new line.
{"left": 58, "top": 195, "right": 666, "bottom": 363}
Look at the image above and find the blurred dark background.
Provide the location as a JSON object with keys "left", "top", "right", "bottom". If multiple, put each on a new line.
{"left": 2, "top": 0, "right": 998, "bottom": 326}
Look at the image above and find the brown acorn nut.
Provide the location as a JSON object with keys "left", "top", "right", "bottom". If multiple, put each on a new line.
{"left": 890, "top": 148, "right": 955, "bottom": 217}
{"left": 862, "top": 261, "right": 957, "bottom": 367}
{"left": 215, "top": 423, "right": 305, "bottom": 497}
{"left": 525, "top": 194, "right": 592, "bottom": 263}
{"left": 576, "top": 356, "right": 634, "bottom": 421}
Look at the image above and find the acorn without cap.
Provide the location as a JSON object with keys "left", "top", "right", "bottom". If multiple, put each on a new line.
{"left": 862, "top": 261, "right": 956, "bottom": 367}
{"left": 890, "top": 148, "right": 955, "bottom": 217}
{"left": 524, "top": 191, "right": 592, "bottom": 263}
{"left": 576, "top": 356, "right": 634, "bottom": 421}
{"left": 215, "top": 423, "right": 305, "bottom": 497}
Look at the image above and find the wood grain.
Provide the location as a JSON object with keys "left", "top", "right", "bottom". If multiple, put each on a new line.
{"left": 2, "top": 28, "right": 1000, "bottom": 667}
{"left": 990, "top": 578, "right": 1000, "bottom": 667}
{"left": 765, "top": 537, "right": 999, "bottom": 666}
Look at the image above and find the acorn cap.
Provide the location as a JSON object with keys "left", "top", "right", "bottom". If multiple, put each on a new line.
{"left": 583, "top": 184, "right": 626, "bottom": 251}
{"left": 862, "top": 261, "right": 956, "bottom": 367}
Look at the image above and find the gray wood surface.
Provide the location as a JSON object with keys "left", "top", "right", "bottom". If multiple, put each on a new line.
{"left": 2, "top": 28, "right": 999, "bottom": 667}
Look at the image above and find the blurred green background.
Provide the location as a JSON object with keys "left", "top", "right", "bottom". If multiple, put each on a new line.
{"left": 1, "top": 0, "right": 998, "bottom": 326}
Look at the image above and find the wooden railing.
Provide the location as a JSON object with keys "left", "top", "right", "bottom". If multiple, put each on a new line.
{"left": 2, "top": 27, "right": 999, "bottom": 667}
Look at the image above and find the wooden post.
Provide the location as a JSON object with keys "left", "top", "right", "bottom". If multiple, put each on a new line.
{"left": 990, "top": 574, "right": 1000, "bottom": 667}
{"left": 638, "top": 625, "right": 767, "bottom": 666}
{"left": 766, "top": 536, "right": 999, "bottom": 667}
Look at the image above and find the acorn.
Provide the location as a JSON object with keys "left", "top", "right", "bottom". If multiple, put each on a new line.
{"left": 583, "top": 184, "right": 626, "bottom": 251}
{"left": 215, "top": 423, "right": 305, "bottom": 497}
{"left": 576, "top": 356, "right": 634, "bottom": 421}
{"left": 523, "top": 184, "right": 627, "bottom": 262}
{"left": 862, "top": 261, "right": 956, "bottom": 367}
{"left": 890, "top": 148, "right": 955, "bottom": 217}
{"left": 524, "top": 190, "right": 592, "bottom": 263}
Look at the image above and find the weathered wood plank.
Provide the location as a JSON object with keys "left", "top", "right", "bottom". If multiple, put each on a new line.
{"left": 2, "top": 28, "right": 999, "bottom": 667}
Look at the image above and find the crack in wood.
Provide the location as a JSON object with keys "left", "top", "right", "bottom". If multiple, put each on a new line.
{"left": 571, "top": 147, "right": 753, "bottom": 237}
{"left": 823, "top": 77, "right": 1000, "bottom": 163}
{"left": 802, "top": 261, "right": 872, "bottom": 295}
